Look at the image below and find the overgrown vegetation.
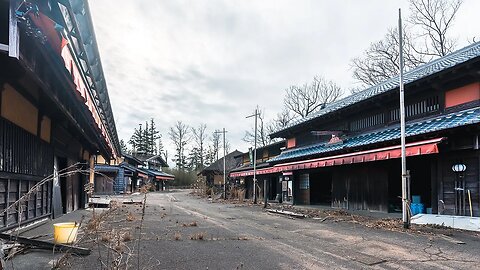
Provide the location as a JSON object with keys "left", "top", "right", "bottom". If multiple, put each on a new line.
{"left": 164, "top": 168, "right": 196, "bottom": 187}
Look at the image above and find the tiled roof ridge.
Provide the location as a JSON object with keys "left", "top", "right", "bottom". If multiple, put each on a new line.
{"left": 273, "top": 41, "right": 480, "bottom": 135}
{"left": 268, "top": 106, "right": 480, "bottom": 163}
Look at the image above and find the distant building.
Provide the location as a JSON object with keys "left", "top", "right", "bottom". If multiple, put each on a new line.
{"left": 198, "top": 150, "right": 243, "bottom": 187}
{"left": 134, "top": 153, "right": 174, "bottom": 191}
{"left": 94, "top": 154, "right": 144, "bottom": 194}
{"left": 230, "top": 141, "right": 284, "bottom": 200}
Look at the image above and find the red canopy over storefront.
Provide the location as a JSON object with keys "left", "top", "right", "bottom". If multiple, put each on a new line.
{"left": 230, "top": 138, "right": 444, "bottom": 178}
{"left": 155, "top": 176, "right": 175, "bottom": 181}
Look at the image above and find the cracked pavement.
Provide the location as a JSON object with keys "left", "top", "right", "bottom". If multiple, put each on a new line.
{"left": 64, "top": 190, "right": 480, "bottom": 269}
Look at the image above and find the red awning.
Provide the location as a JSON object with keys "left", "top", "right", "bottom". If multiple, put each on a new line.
{"left": 138, "top": 173, "right": 148, "bottom": 178}
{"left": 155, "top": 176, "right": 174, "bottom": 181}
{"left": 229, "top": 138, "right": 444, "bottom": 178}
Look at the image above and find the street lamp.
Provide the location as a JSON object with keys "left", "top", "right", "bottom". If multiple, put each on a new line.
{"left": 452, "top": 163, "right": 467, "bottom": 216}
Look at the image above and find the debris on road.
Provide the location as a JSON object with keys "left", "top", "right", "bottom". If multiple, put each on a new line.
{"left": 0, "top": 233, "right": 91, "bottom": 256}
{"left": 266, "top": 209, "right": 306, "bottom": 218}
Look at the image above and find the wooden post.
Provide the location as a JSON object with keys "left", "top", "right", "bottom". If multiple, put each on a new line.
{"left": 89, "top": 155, "right": 95, "bottom": 185}
{"left": 263, "top": 179, "right": 267, "bottom": 208}
{"left": 88, "top": 155, "right": 95, "bottom": 211}
{"left": 9, "top": 0, "right": 19, "bottom": 58}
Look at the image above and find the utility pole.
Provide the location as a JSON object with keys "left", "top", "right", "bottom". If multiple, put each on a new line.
{"left": 214, "top": 128, "right": 228, "bottom": 199}
{"left": 398, "top": 8, "right": 410, "bottom": 229}
{"left": 246, "top": 107, "right": 260, "bottom": 204}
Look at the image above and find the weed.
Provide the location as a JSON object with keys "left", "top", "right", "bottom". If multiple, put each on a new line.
{"left": 174, "top": 232, "right": 182, "bottom": 241}
{"left": 122, "top": 231, "right": 132, "bottom": 242}
{"left": 126, "top": 212, "right": 135, "bottom": 221}
{"left": 101, "top": 233, "right": 112, "bottom": 242}
{"left": 190, "top": 232, "right": 206, "bottom": 240}
{"left": 182, "top": 221, "right": 198, "bottom": 227}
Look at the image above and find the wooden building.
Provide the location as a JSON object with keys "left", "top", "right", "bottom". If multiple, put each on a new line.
{"left": 231, "top": 42, "right": 480, "bottom": 216}
{"left": 0, "top": 1, "right": 120, "bottom": 230}
{"left": 198, "top": 150, "right": 243, "bottom": 188}
{"left": 94, "top": 154, "right": 144, "bottom": 194}
{"left": 134, "top": 154, "right": 174, "bottom": 191}
{"left": 230, "top": 142, "right": 284, "bottom": 201}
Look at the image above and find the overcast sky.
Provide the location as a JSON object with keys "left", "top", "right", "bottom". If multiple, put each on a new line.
{"left": 89, "top": 0, "right": 479, "bottom": 162}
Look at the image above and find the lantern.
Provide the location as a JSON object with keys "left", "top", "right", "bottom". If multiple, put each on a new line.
{"left": 451, "top": 164, "right": 467, "bottom": 173}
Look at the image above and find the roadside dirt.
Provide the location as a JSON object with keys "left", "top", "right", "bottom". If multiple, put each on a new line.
{"left": 267, "top": 203, "right": 480, "bottom": 237}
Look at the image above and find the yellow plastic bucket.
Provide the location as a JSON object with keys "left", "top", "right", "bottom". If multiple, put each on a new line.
{"left": 53, "top": 222, "right": 79, "bottom": 244}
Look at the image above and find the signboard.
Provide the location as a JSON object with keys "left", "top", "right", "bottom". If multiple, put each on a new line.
{"left": 249, "top": 147, "right": 253, "bottom": 165}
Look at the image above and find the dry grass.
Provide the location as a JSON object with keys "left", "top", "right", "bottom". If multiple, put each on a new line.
{"left": 114, "top": 244, "right": 123, "bottom": 252}
{"left": 126, "top": 212, "right": 136, "bottom": 221}
{"left": 189, "top": 232, "right": 206, "bottom": 240}
{"left": 86, "top": 216, "right": 102, "bottom": 231}
{"left": 122, "top": 231, "right": 132, "bottom": 242}
{"left": 101, "top": 233, "right": 112, "bottom": 242}
{"left": 174, "top": 232, "right": 182, "bottom": 241}
{"left": 182, "top": 221, "right": 197, "bottom": 227}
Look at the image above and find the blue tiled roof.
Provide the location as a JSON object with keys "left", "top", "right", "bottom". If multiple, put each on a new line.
{"left": 120, "top": 162, "right": 139, "bottom": 172}
{"left": 268, "top": 107, "right": 480, "bottom": 163}
{"left": 138, "top": 167, "right": 174, "bottom": 178}
{"left": 273, "top": 42, "right": 480, "bottom": 135}
{"left": 95, "top": 164, "right": 120, "bottom": 172}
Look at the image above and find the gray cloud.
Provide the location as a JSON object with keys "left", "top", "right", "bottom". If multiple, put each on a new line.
{"left": 89, "top": 0, "right": 479, "bottom": 163}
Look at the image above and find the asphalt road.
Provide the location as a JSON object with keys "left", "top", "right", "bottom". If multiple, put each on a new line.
{"left": 65, "top": 190, "right": 480, "bottom": 270}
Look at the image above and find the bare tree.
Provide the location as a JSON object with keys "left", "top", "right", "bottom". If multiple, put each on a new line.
{"left": 351, "top": 0, "right": 463, "bottom": 86}
{"left": 211, "top": 130, "right": 221, "bottom": 161}
{"left": 243, "top": 110, "right": 272, "bottom": 147}
{"left": 352, "top": 27, "right": 426, "bottom": 86}
{"left": 409, "top": 0, "right": 462, "bottom": 57}
{"left": 192, "top": 124, "right": 207, "bottom": 170}
{"left": 284, "top": 76, "right": 343, "bottom": 118}
{"left": 169, "top": 121, "right": 191, "bottom": 170}
{"left": 266, "top": 109, "right": 294, "bottom": 134}
{"left": 224, "top": 137, "right": 231, "bottom": 155}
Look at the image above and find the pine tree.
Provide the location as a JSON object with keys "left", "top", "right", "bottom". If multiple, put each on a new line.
{"left": 128, "top": 119, "right": 163, "bottom": 155}
{"left": 149, "top": 118, "right": 161, "bottom": 155}
{"left": 186, "top": 147, "right": 202, "bottom": 172}
{"left": 129, "top": 124, "right": 145, "bottom": 153}
{"left": 143, "top": 121, "right": 150, "bottom": 153}
{"left": 119, "top": 139, "right": 128, "bottom": 154}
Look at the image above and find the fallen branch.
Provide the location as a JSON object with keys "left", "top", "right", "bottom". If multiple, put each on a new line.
{"left": 0, "top": 233, "right": 91, "bottom": 256}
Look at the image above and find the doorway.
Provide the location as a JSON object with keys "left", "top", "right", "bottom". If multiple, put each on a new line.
{"left": 310, "top": 171, "right": 332, "bottom": 205}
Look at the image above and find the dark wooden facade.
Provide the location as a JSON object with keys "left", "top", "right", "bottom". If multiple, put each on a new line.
{"left": 0, "top": 0, "right": 120, "bottom": 229}
{"left": 0, "top": 117, "right": 53, "bottom": 228}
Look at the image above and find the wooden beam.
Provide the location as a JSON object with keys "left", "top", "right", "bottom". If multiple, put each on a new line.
{"left": 0, "top": 233, "right": 91, "bottom": 255}
{"left": 8, "top": 0, "right": 19, "bottom": 58}
{"left": 0, "top": 43, "right": 9, "bottom": 52}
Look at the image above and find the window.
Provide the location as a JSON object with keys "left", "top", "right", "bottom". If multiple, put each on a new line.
{"left": 390, "top": 96, "right": 439, "bottom": 121}
{"left": 350, "top": 113, "right": 384, "bottom": 131}
{"left": 299, "top": 174, "right": 309, "bottom": 190}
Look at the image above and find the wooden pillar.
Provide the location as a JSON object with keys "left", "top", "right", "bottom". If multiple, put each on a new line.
{"left": 88, "top": 155, "right": 95, "bottom": 206}
{"left": 89, "top": 155, "right": 95, "bottom": 185}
